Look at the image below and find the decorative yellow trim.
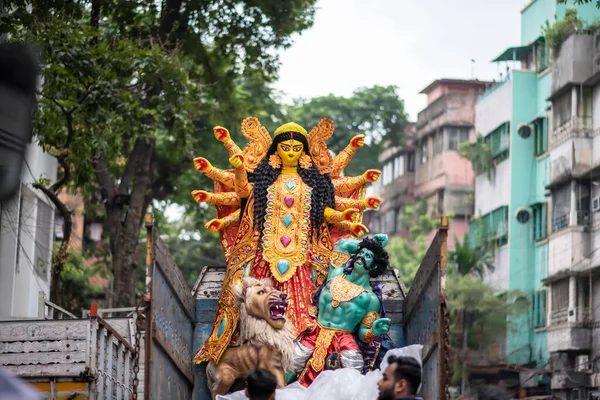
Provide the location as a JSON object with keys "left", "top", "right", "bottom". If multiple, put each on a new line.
{"left": 274, "top": 122, "right": 307, "bottom": 137}
{"left": 330, "top": 274, "right": 369, "bottom": 307}
{"left": 363, "top": 329, "right": 377, "bottom": 345}
{"left": 269, "top": 153, "right": 282, "bottom": 169}
{"left": 330, "top": 251, "right": 351, "bottom": 269}
{"left": 299, "top": 153, "right": 312, "bottom": 169}
{"left": 360, "top": 311, "right": 379, "bottom": 329}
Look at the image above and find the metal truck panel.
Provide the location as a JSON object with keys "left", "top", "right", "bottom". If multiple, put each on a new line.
{"left": 144, "top": 219, "right": 195, "bottom": 400}
{"left": 404, "top": 219, "right": 450, "bottom": 400}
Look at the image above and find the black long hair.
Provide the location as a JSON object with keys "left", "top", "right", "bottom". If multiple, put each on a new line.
{"left": 243, "top": 131, "right": 335, "bottom": 234}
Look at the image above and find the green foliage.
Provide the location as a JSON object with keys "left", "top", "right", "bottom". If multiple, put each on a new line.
{"left": 458, "top": 134, "right": 493, "bottom": 180}
{"left": 543, "top": 8, "right": 595, "bottom": 51}
{"left": 287, "top": 85, "right": 409, "bottom": 176}
{"left": 57, "top": 248, "right": 110, "bottom": 315}
{"left": 557, "top": 0, "right": 600, "bottom": 8}
{"left": 449, "top": 233, "right": 494, "bottom": 279}
{"left": 386, "top": 199, "right": 442, "bottom": 290}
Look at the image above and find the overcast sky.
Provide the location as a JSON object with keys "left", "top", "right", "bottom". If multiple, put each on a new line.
{"left": 274, "top": 0, "right": 531, "bottom": 121}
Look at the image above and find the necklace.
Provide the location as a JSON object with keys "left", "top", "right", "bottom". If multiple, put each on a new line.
{"left": 329, "top": 275, "right": 369, "bottom": 307}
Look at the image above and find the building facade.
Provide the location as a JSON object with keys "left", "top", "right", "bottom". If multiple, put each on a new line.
{"left": 472, "top": 0, "right": 600, "bottom": 396}
{"left": 545, "top": 29, "right": 600, "bottom": 398}
{"left": 416, "top": 79, "right": 490, "bottom": 249}
{"left": 0, "top": 140, "right": 57, "bottom": 319}
{"left": 368, "top": 123, "right": 416, "bottom": 237}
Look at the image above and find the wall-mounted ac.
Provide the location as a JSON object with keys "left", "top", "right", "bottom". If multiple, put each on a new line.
{"left": 517, "top": 123, "right": 532, "bottom": 139}
{"left": 592, "top": 196, "right": 600, "bottom": 212}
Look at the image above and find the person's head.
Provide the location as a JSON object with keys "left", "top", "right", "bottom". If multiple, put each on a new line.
{"left": 377, "top": 356, "right": 421, "bottom": 400}
{"left": 245, "top": 369, "right": 277, "bottom": 400}
{"left": 344, "top": 236, "right": 390, "bottom": 278}
{"left": 248, "top": 123, "right": 335, "bottom": 233}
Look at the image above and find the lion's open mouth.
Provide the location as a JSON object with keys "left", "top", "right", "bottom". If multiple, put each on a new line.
{"left": 269, "top": 301, "right": 287, "bottom": 320}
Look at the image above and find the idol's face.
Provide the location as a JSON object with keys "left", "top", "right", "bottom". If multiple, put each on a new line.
{"left": 277, "top": 139, "right": 304, "bottom": 166}
{"left": 353, "top": 248, "right": 375, "bottom": 274}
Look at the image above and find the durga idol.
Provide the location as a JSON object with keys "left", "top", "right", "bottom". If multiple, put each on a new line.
{"left": 192, "top": 117, "right": 382, "bottom": 365}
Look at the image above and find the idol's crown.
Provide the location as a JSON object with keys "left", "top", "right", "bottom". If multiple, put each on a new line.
{"left": 273, "top": 122, "right": 307, "bottom": 137}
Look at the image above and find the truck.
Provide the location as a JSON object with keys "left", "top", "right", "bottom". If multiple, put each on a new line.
{"left": 0, "top": 213, "right": 450, "bottom": 399}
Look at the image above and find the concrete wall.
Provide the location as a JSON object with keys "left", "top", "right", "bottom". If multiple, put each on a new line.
{"left": 548, "top": 228, "right": 591, "bottom": 276}
{"left": 474, "top": 161, "right": 511, "bottom": 216}
{"left": 547, "top": 326, "right": 592, "bottom": 352}
{"left": 592, "top": 275, "right": 600, "bottom": 375}
{"left": 484, "top": 246, "right": 510, "bottom": 292}
{"left": 415, "top": 151, "right": 474, "bottom": 197}
{"left": 552, "top": 34, "right": 594, "bottom": 94}
{"left": 477, "top": 79, "right": 512, "bottom": 137}
{"left": 550, "top": 137, "right": 594, "bottom": 183}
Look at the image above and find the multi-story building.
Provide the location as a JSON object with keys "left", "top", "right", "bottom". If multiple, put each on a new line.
{"left": 544, "top": 28, "right": 600, "bottom": 398}
{"left": 0, "top": 140, "right": 57, "bottom": 319}
{"left": 416, "top": 79, "right": 490, "bottom": 249}
{"left": 368, "top": 123, "right": 416, "bottom": 237}
{"left": 472, "top": 1, "right": 600, "bottom": 396}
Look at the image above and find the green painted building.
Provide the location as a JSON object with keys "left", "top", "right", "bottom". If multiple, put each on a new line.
{"left": 472, "top": 0, "right": 600, "bottom": 393}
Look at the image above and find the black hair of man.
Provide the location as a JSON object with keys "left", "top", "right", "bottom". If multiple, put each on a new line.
{"left": 386, "top": 355, "right": 421, "bottom": 395}
{"left": 246, "top": 369, "right": 277, "bottom": 400}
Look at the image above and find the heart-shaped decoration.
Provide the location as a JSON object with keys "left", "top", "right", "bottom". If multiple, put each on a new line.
{"left": 284, "top": 196, "right": 295, "bottom": 208}
{"left": 277, "top": 259, "right": 291, "bottom": 275}
{"left": 280, "top": 235, "right": 292, "bottom": 247}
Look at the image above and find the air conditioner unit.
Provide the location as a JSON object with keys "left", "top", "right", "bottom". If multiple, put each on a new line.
{"left": 517, "top": 123, "right": 532, "bottom": 139}
{"left": 515, "top": 207, "right": 532, "bottom": 224}
{"left": 592, "top": 196, "right": 600, "bottom": 212}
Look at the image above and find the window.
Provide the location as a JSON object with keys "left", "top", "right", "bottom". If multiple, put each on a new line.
{"left": 432, "top": 130, "right": 444, "bottom": 156}
{"left": 551, "top": 279, "right": 569, "bottom": 325}
{"left": 553, "top": 93, "right": 572, "bottom": 130}
{"left": 419, "top": 138, "right": 428, "bottom": 164}
{"left": 553, "top": 184, "right": 570, "bottom": 232}
{"left": 533, "top": 118, "right": 547, "bottom": 156}
{"left": 383, "top": 161, "right": 393, "bottom": 185}
{"left": 35, "top": 200, "right": 53, "bottom": 281}
{"left": 447, "top": 127, "right": 470, "bottom": 150}
{"left": 407, "top": 152, "right": 415, "bottom": 172}
{"left": 384, "top": 209, "right": 396, "bottom": 234}
{"left": 469, "top": 205, "right": 509, "bottom": 248}
{"left": 484, "top": 122, "right": 510, "bottom": 163}
{"left": 393, "top": 155, "right": 404, "bottom": 179}
{"left": 533, "top": 290, "right": 547, "bottom": 329}
{"left": 536, "top": 40, "right": 549, "bottom": 72}
{"left": 532, "top": 202, "right": 547, "bottom": 242}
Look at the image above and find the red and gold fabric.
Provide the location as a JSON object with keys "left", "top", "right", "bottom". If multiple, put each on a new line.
{"left": 297, "top": 323, "right": 361, "bottom": 387}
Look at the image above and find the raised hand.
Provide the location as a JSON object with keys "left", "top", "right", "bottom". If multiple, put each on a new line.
{"left": 350, "top": 134, "right": 365, "bottom": 149}
{"left": 373, "top": 234, "right": 389, "bottom": 247}
{"left": 191, "top": 190, "right": 210, "bottom": 203}
{"left": 372, "top": 318, "right": 391, "bottom": 336}
{"left": 364, "top": 196, "right": 382, "bottom": 210}
{"left": 214, "top": 126, "right": 231, "bottom": 142}
{"left": 364, "top": 169, "right": 381, "bottom": 183}
{"left": 350, "top": 222, "right": 368, "bottom": 237}
{"left": 193, "top": 157, "right": 212, "bottom": 173}
{"left": 229, "top": 154, "right": 244, "bottom": 169}
{"left": 341, "top": 208, "right": 359, "bottom": 222}
{"left": 205, "top": 218, "right": 224, "bottom": 232}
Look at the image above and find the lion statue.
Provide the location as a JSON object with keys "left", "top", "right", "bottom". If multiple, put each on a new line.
{"left": 206, "top": 277, "right": 295, "bottom": 399}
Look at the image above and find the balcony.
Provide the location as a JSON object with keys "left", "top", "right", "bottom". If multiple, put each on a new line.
{"left": 548, "top": 323, "right": 592, "bottom": 353}
{"left": 549, "top": 223, "right": 591, "bottom": 276}
{"left": 416, "top": 92, "right": 477, "bottom": 136}
{"left": 549, "top": 117, "right": 593, "bottom": 151}
{"left": 552, "top": 32, "right": 595, "bottom": 95}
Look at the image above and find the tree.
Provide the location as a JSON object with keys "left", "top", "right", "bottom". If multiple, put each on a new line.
{"left": 450, "top": 232, "right": 494, "bottom": 279}
{"left": 447, "top": 272, "right": 529, "bottom": 386}
{"left": 386, "top": 199, "right": 441, "bottom": 289}
{"left": 557, "top": 0, "right": 600, "bottom": 7}
{"left": 286, "top": 85, "right": 409, "bottom": 176}
{"left": 2, "top": 0, "right": 318, "bottom": 307}
{"left": 457, "top": 134, "right": 493, "bottom": 180}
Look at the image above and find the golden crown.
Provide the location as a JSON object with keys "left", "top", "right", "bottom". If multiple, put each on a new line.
{"left": 273, "top": 122, "right": 307, "bottom": 137}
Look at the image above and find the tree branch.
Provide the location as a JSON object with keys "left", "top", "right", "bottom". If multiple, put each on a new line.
{"left": 49, "top": 156, "right": 71, "bottom": 193}
{"left": 93, "top": 152, "right": 115, "bottom": 195}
